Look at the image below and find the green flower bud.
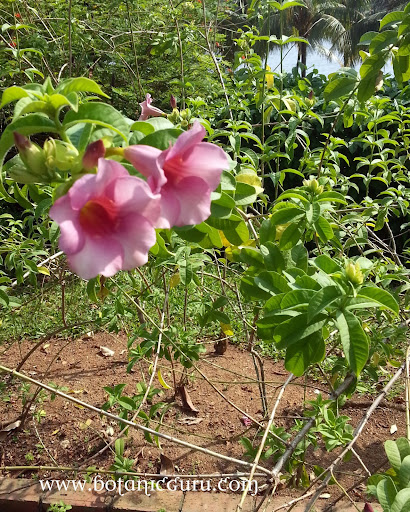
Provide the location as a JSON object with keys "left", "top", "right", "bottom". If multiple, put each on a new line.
{"left": 13, "top": 132, "right": 47, "bottom": 177}
{"left": 345, "top": 262, "right": 363, "bottom": 286}
{"left": 180, "top": 108, "right": 190, "bottom": 120}
{"left": 180, "top": 119, "right": 189, "bottom": 128}
{"left": 44, "top": 139, "right": 79, "bottom": 171}
{"left": 303, "top": 178, "right": 324, "bottom": 195}
{"left": 167, "top": 108, "right": 180, "bottom": 124}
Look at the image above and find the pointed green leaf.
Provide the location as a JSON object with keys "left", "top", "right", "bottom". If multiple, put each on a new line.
{"left": 307, "top": 286, "right": 341, "bottom": 321}
{"left": 56, "top": 77, "right": 109, "bottom": 98}
{"left": 391, "top": 488, "right": 410, "bottom": 512}
{"left": 357, "top": 287, "right": 399, "bottom": 315}
{"left": 336, "top": 310, "right": 369, "bottom": 376}
{"left": 285, "top": 333, "right": 325, "bottom": 376}
{"left": 376, "top": 477, "right": 397, "bottom": 512}
{"left": 315, "top": 216, "right": 334, "bottom": 242}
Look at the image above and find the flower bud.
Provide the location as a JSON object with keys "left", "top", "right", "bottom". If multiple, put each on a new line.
{"left": 170, "top": 94, "right": 177, "bottom": 109}
{"left": 167, "top": 108, "right": 180, "bottom": 124}
{"left": 180, "top": 108, "right": 190, "bottom": 120}
{"left": 303, "top": 178, "right": 324, "bottom": 195}
{"left": 345, "top": 262, "right": 363, "bottom": 286}
{"left": 13, "top": 132, "right": 47, "bottom": 177}
{"left": 44, "top": 139, "right": 79, "bottom": 171}
{"left": 181, "top": 119, "right": 189, "bottom": 128}
{"left": 82, "top": 140, "right": 106, "bottom": 170}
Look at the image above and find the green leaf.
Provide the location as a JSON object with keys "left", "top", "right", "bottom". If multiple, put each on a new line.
{"left": 377, "top": 477, "right": 397, "bottom": 512}
{"left": 315, "top": 216, "right": 334, "bottom": 243}
{"left": 0, "top": 288, "right": 10, "bottom": 307}
{"left": 399, "top": 455, "right": 410, "bottom": 488}
{"left": 260, "top": 218, "right": 276, "bottom": 245}
{"left": 138, "top": 128, "right": 183, "bottom": 150}
{"left": 270, "top": 206, "right": 304, "bottom": 226}
{"left": 86, "top": 278, "right": 99, "bottom": 303}
{"left": 391, "top": 488, "right": 410, "bottom": 512}
{"left": 211, "top": 191, "right": 235, "bottom": 219}
{"left": 281, "top": 289, "right": 314, "bottom": 309}
{"left": 307, "top": 286, "right": 341, "bottom": 322}
{"left": 385, "top": 439, "right": 407, "bottom": 473}
{"left": 0, "top": 86, "right": 33, "bottom": 108}
{"left": 237, "top": 247, "right": 264, "bottom": 267}
{"left": 179, "top": 259, "right": 193, "bottom": 286}
{"left": 254, "top": 271, "right": 290, "bottom": 296}
{"left": 290, "top": 244, "right": 308, "bottom": 272}
{"left": 279, "top": 222, "right": 303, "bottom": 250}
{"left": 357, "top": 287, "right": 399, "bottom": 315}
{"left": 285, "top": 333, "right": 325, "bottom": 376}
{"left": 118, "top": 396, "right": 136, "bottom": 411}
{"left": 314, "top": 255, "right": 341, "bottom": 274}
{"left": 260, "top": 242, "right": 285, "bottom": 273}
{"left": 234, "top": 182, "right": 258, "bottom": 206}
{"left": 324, "top": 77, "right": 357, "bottom": 103}
{"left": 56, "top": 77, "right": 109, "bottom": 98}
{"left": 369, "top": 30, "right": 398, "bottom": 54}
{"left": 275, "top": 313, "right": 327, "bottom": 348}
{"left": 129, "top": 121, "right": 156, "bottom": 135}
{"left": 316, "top": 191, "right": 347, "bottom": 204}
{"left": 358, "top": 54, "right": 386, "bottom": 103}
{"left": 380, "top": 11, "right": 405, "bottom": 29}
{"left": 206, "top": 215, "right": 249, "bottom": 245}
{"left": 63, "top": 103, "right": 130, "bottom": 142}
{"left": 335, "top": 310, "right": 369, "bottom": 376}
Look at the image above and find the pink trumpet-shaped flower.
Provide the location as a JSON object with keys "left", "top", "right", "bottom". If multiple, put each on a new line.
{"left": 49, "top": 159, "right": 160, "bottom": 280}
{"left": 123, "top": 121, "right": 228, "bottom": 228}
{"left": 138, "top": 93, "right": 165, "bottom": 121}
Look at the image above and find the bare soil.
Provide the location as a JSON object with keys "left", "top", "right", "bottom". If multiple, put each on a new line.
{"left": 0, "top": 332, "right": 406, "bottom": 502}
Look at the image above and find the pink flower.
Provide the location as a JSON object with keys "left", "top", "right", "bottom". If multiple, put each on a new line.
{"left": 123, "top": 122, "right": 228, "bottom": 228}
{"left": 138, "top": 94, "right": 165, "bottom": 121}
{"left": 49, "top": 159, "right": 160, "bottom": 279}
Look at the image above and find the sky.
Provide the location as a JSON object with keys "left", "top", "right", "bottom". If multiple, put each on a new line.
{"left": 267, "top": 45, "right": 394, "bottom": 78}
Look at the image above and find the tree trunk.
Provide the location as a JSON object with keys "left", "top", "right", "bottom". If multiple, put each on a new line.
{"left": 301, "top": 42, "right": 307, "bottom": 77}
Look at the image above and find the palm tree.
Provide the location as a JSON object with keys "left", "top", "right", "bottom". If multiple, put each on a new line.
{"left": 251, "top": 0, "right": 370, "bottom": 76}
{"left": 337, "top": 0, "right": 408, "bottom": 66}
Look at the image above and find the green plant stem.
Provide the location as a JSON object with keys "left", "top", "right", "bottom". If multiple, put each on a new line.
{"left": 125, "top": 0, "right": 143, "bottom": 98}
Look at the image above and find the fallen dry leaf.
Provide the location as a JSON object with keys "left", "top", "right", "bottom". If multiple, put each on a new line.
{"left": 178, "top": 386, "right": 199, "bottom": 413}
{"left": 319, "top": 493, "right": 331, "bottom": 499}
{"left": 178, "top": 417, "right": 203, "bottom": 426}
{"left": 0, "top": 419, "right": 21, "bottom": 441}
{"left": 99, "top": 346, "right": 115, "bottom": 357}
{"left": 160, "top": 453, "right": 175, "bottom": 475}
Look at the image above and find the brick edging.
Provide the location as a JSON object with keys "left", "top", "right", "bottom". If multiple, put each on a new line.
{"left": 0, "top": 477, "right": 377, "bottom": 511}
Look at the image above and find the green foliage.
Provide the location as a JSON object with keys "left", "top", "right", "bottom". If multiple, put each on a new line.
{"left": 368, "top": 438, "right": 410, "bottom": 512}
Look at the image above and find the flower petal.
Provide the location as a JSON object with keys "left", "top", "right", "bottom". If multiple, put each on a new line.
{"left": 177, "top": 141, "right": 228, "bottom": 190}
{"left": 116, "top": 212, "right": 157, "bottom": 268}
{"left": 156, "top": 187, "right": 180, "bottom": 229}
{"left": 165, "top": 121, "right": 206, "bottom": 161}
{"left": 110, "top": 175, "right": 160, "bottom": 223}
{"left": 67, "top": 236, "right": 124, "bottom": 280}
{"left": 163, "top": 176, "right": 211, "bottom": 227}
{"left": 123, "top": 145, "right": 166, "bottom": 191}
{"left": 49, "top": 194, "right": 85, "bottom": 255}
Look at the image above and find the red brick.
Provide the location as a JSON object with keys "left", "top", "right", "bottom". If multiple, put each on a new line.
{"left": 0, "top": 477, "right": 42, "bottom": 512}
{"left": 111, "top": 489, "right": 184, "bottom": 511}
{"left": 42, "top": 484, "right": 109, "bottom": 512}
{"left": 182, "top": 492, "right": 256, "bottom": 512}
